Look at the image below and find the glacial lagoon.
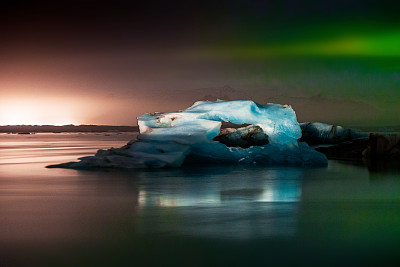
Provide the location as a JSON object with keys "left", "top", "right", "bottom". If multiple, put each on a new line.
{"left": 1, "top": 133, "right": 399, "bottom": 266}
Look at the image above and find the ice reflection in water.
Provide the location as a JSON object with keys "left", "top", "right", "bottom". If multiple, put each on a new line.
{"left": 0, "top": 133, "right": 306, "bottom": 242}
{"left": 134, "top": 166, "right": 303, "bottom": 239}
{"left": 138, "top": 169, "right": 302, "bottom": 207}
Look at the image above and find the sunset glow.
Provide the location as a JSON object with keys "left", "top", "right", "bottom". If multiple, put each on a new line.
{"left": 0, "top": 98, "right": 78, "bottom": 126}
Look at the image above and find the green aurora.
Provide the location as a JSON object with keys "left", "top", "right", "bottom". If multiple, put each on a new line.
{"left": 191, "top": 21, "right": 400, "bottom": 126}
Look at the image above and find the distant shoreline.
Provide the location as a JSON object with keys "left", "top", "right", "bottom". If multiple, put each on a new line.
{"left": 0, "top": 125, "right": 139, "bottom": 133}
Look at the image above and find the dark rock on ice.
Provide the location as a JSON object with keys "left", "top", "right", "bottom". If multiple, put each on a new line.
{"left": 300, "top": 122, "right": 368, "bottom": 146}
{"left": 213, "top": 125, "right": 269, "bottom": 148}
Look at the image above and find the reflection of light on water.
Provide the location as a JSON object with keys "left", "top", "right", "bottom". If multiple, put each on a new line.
{"left": 135, "top": 168, "right": 303, "bottom": 239}
{"left": 157, "top": 196, "right": 177, "bottom": 207}
{"left": 138, "top": 182, "right": 301, "bottom": 207}
{"left": 138, "top": 190, "right": 221, "bottom": 207}
{"left": 138, "top": 190, "right": 146, "bottom": 206}
{"left": 259, "top": 184, "right": 301, "bottom": 203}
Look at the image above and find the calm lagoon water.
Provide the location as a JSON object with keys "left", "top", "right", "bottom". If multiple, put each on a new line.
{"left": 1, "top": 133, "right": 400, "bottom": 266}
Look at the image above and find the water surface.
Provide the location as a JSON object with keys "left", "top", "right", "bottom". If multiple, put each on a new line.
{"left": 1, "top": 133, "right": 399, "bottom": 266}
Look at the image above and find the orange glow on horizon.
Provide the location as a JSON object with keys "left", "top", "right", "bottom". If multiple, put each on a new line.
{"left": 0, "top": 98, "right": 78, "bottom": 126}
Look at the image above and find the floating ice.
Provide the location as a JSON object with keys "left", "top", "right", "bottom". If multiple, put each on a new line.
{"left": 300, "top": 122, "right": 368, "bottom": 145}
{"left": 48, "top": 100, "right": 327, "bottom": 169}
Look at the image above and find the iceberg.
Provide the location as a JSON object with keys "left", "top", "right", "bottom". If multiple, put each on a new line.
{"left": 300, "top": 122, "right": 368, "bottom": 146}
{"left": 48, "top": 100, "right": 327, "bottom": 169}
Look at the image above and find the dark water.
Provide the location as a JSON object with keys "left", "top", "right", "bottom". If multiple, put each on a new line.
{"left": 1, "top": 133, "right": 400, "bottom": 266}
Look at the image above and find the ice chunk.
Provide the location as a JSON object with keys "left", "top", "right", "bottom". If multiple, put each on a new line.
{"left": 138, "top": 100, "right": 302, "bottom": 145}
{"left": 300, "top": 122, "right": 368, "bottom": 145}
{"left": 48, "top": 100, "right": 327, "bottom": 169}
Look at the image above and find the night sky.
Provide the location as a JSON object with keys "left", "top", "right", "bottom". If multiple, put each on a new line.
{"left": 1, "top": 0, "right": 399, "bottom": 126}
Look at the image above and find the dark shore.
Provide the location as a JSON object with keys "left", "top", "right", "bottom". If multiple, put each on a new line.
{"left": 0, "top": 125, "right": 139, "bottom": 133}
